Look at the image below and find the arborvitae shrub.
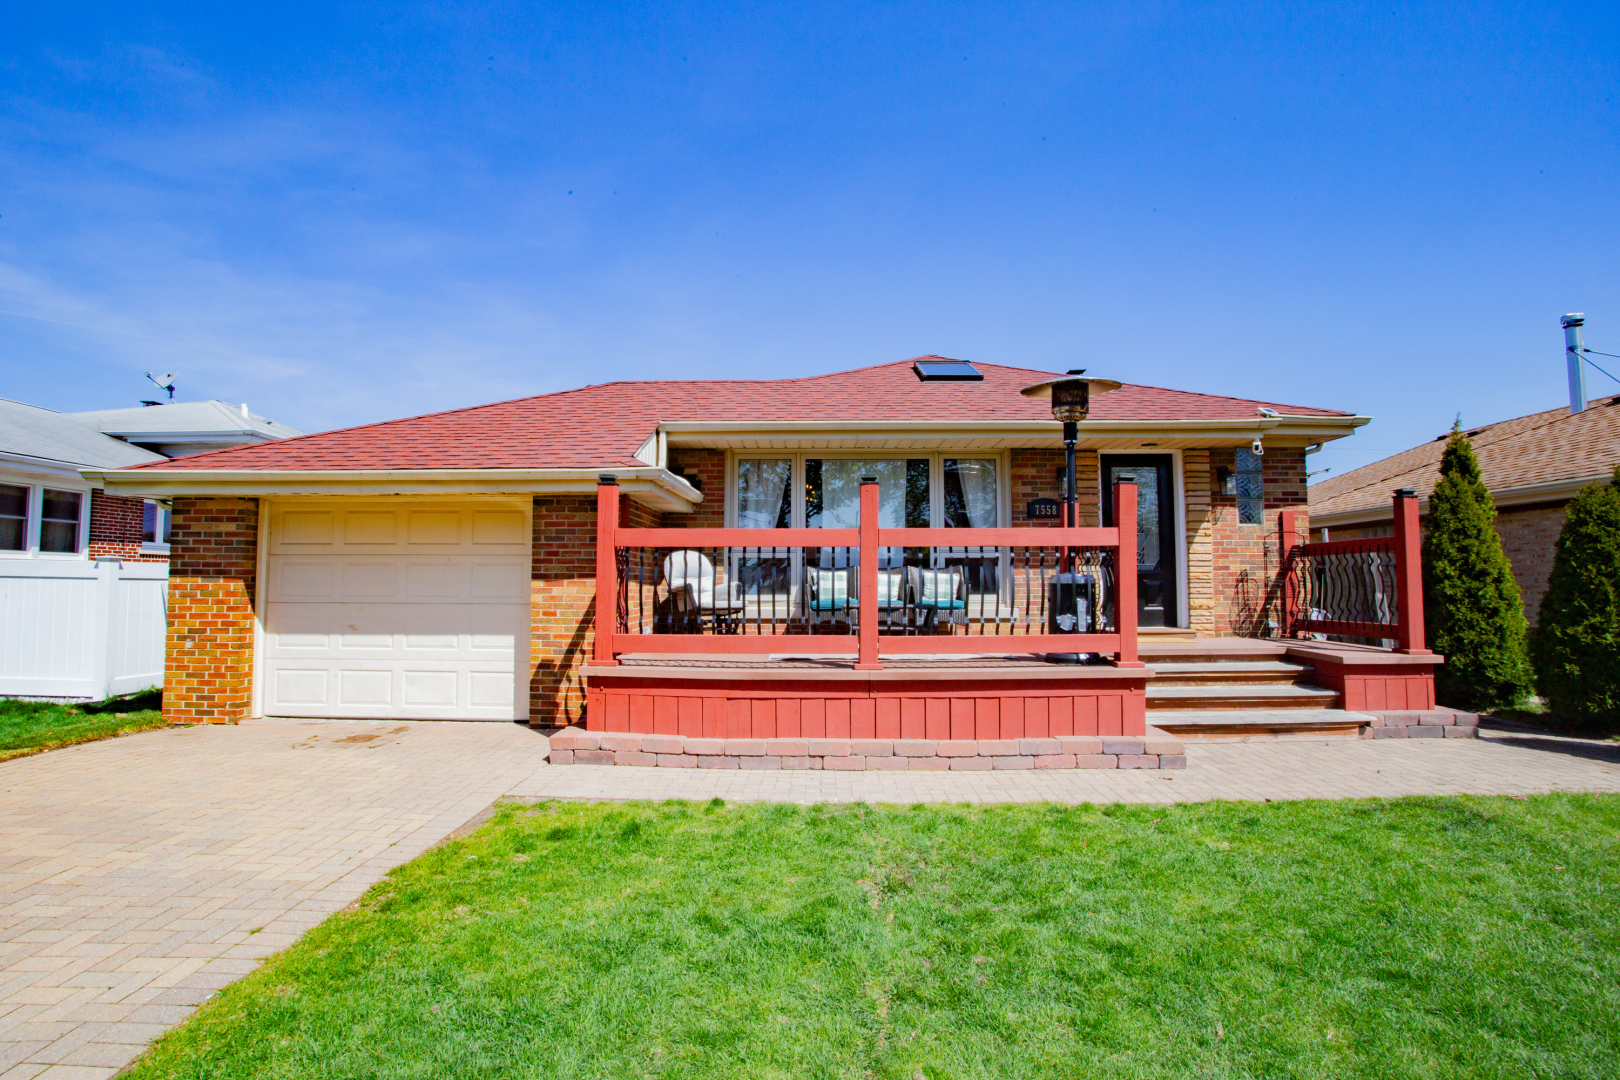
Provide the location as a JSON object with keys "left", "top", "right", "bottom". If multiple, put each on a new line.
{"left": 1531, "top": 466, "right": 1620, "bottom": 728}
{"left": 1421, "top": 425, "right": 1534, "bottom": 710}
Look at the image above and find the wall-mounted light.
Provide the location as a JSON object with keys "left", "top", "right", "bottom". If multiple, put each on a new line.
{"left": 1251, "top": 436, "right": 1265, "bottom": 457}
{"left": 1216, "top": 466, "right": 1236, "bottom": 495}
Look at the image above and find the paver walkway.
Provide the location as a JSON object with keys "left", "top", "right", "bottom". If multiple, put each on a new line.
{"left": 2, "top": 719, "right": 1618, "bottom": 1078}
{"left": 0, "top": 719, "right": 551, "bottom": 1079}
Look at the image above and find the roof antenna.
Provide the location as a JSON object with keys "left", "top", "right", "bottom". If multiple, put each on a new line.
{"left": 145, "top": 371, "right": 178, "bottom": 402}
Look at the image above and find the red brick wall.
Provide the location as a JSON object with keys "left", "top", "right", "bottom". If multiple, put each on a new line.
{"left": 87, "top": 490, "right": 166, "bottom": 562}
{"left": 1010, "top": 448, "right": 1100, "bottom": 526}
{"left": 164, "top": 497, "right": 258, "bottom": 724}
{"left": 667, "top": 449, "right": 725, "bottom": 528}
{"left": 1207, "top": 447, "right": 1309, "bottom": 636}
{"left": 530, "top": 495, "right": 598, "bottom": 727}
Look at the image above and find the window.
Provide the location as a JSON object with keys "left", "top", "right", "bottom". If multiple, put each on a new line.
{"left": 805, "top": 459, "right": 930, "bottom": 530}
{"left": 735, "top": 460, "right": 792, "bottom": 529}
{"left": 943, "top": 459, "right": 998, "bottom": 528}
{"left": 143, "top": 500, "right": 171, "bottom": 546}
{"left": 912, "top": 360, "right": 983, "bottom": 381}
{"left": 40, "top": 489, "right": 82, "bottom": 553}
{"left": 0, "top": 484, "right": 25, "bottom": 551}
{"left": 1235, "top": 448, "right": 1264, "bottom": 525}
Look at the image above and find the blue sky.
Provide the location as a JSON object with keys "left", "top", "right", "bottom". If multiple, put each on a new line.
{"left": 2, "top": 2, "right": 1616, "bottom": 481}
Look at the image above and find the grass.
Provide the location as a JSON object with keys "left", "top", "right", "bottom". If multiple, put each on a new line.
{"left": 0, "top": 688, "right": 166, "bottom": 761}
{"left": 128, "top": 795, "right": 1620, "bottom": 1080}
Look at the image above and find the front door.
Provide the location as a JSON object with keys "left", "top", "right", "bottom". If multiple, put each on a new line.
{"left": 1101, "top": 456, "right": 1177, "bottom": 628}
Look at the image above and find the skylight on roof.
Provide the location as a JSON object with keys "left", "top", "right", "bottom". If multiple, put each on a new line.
{"left": 913, "top": 360, "right": 983, "bottom": 381}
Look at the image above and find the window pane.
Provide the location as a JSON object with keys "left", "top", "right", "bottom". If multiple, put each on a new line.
{"left": 0, "top": 484, "right": 25, "bottom": 551}
{"left": 1238, "top": 498, "right": 1264, "bottom": 525}
{"left": 40, "top": 490, "right": 81, "bottom": 552}
{"left": 143, "top": 501, "right": 159, "bottom": 543}
{"left": 1235, "top": 448, "right": 1262, "bottom": 473}
{"left": 736, "top": 460, "right": 792, "bottom": 528}
{"left": 943, "top": 459, "right": 998, "bottom": 528}
{"left": 806, "top": 459, "right": 926, "bottom": 529}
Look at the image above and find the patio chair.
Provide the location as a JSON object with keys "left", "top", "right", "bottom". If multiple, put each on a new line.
{"left": 908, "top": 565, "right": 967, "bottom": 631}
{"left": 805, "top": 566, "right": 908, "bottom": 629}
{"left": 662, "top": 550, "right": 745, "bottom": 633}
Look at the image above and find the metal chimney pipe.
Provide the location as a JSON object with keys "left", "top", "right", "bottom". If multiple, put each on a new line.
{"left": 1563, "top": 313, "right": 1587, "bottom": 415}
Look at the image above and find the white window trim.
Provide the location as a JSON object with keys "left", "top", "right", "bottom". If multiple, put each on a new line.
{"left": 0, "top": 478, "right": 92, "bottom": 559}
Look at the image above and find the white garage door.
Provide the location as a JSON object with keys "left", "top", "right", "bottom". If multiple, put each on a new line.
{"left": 261, "top": 498, "right": 530, "bottom": 720}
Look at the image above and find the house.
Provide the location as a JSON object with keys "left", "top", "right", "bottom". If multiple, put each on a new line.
{"left": 1, "top": 396, "right": 304, "bottom": 700}
{"left": 1308, "top": 393, "right": 1620, "bottom": 625}
{"left": 88, "top": 357, "right": 1458, "bottom": 763}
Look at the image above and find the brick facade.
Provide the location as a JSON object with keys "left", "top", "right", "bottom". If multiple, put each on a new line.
{"left": 1207, "top": 446, "right": 1309, "bottom": 636}
{"left": 1010, "top": 448, "right": 1100, "bottom": 526}
{"left": 164, "top": 497, "right": 258, "bottom": 724}
{"left": 666, "top": 449, "right": 726, "bottom": 528}
{"left": 1183, "top": 450, "right": 1215, "bottom": 635}
{"left": 87, "top": 490, "right": 166, "bottom": 562}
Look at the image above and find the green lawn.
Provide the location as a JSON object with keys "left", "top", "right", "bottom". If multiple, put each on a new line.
{"left": 0, "top": 689, "right": 165, "bottom": 762}
{"left": 128, "top": 795, "right": 1620, "bottom": 1080}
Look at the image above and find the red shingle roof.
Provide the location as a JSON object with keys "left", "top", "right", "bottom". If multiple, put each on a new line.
{"left": 135, "top": 357, "right": 1354, "bottom": 472}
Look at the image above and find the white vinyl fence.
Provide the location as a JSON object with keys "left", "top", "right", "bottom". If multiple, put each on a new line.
{"left": 0, "top": 559, "right": 168, "bottom": 700}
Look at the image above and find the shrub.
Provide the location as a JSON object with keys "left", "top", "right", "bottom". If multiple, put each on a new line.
{"left": 1531, "top": 466, "right": 1620, "bottom": 727}
{"left": 1421, "top": 424, "right": 1534, "bottom": 710}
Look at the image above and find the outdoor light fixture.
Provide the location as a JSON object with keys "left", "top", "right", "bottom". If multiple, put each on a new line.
{"left": 1020, "top": 371, "right": 1122, "bottom": 530}
{"left": 1251, "top": 436, "right": 1265, "bottom": 457}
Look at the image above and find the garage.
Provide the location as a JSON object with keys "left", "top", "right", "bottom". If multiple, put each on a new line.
{"left": 259, "top": 497, "right": 530, "bottom": 720}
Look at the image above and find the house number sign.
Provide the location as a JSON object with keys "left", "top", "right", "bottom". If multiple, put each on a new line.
{"left": 1026, "top": 498, "right": 1062, "bottom": 521}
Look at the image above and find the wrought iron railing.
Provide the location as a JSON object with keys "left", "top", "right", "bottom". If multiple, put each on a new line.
{"left": 1278, "top": 494, "right": 1427, "bottom": 652}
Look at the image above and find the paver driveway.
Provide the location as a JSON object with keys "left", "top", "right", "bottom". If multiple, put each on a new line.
{"left": 2, "top": 718, "right": 1618, "bottom": 1078}
{"left": 0, "top": 719, "right": 551, "bottom": 1079}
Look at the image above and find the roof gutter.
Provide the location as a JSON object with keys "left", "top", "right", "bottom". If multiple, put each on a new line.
{"left": 79, "top": 466, "right": 705, "bottom": 513}
{"left": 1311, "top": 471, "right": 1615, "bottom": 528}
{"left": 658, "top": 415, "right": 1370, "bottom": 447}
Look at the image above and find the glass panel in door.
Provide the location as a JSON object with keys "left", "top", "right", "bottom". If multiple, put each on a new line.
{"left": 1101, "top": 456, "right": 1177, "bottom": 628}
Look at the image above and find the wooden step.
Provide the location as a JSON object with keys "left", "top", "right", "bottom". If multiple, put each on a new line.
{"left": 1148, "top": 661, "right": 1311, "bottom": 687}
{"left": 1146, "top": 684, "right": 1341, "bottom": 711}
{"left": 1148, "top": 709, "right": 1375, "bottom": 741}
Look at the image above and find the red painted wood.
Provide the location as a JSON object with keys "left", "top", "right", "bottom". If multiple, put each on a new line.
{"left": 1076, "top": 695, "right": 1098, "bottom": 736}
{"left": 1113, "top": 482, "right": 1140, "bottom": 666}
{"left": 875, "top": 697, "right": 901, "bottom": 739}
{"left": 853, "top": 698, "right": 876, "bottom": 738}
{"left": 827, "top": 698, "right": 851, "bottom": 737}
{"left": 1001, "top": 697, "right": 1024, "bottom": 739}
{"left": 1026, "top": 697, "right": 1048, "bottom": 737}
{"left": 901, "top": 697, "right": 924, "bottom": 739}
{"left": 857, "top": 480, "right": 881, "bottom": 670}
{"left": 878, "top": 527, "right": 1119, "bottom": 547}
{"left": 1298, "top": 537, "right": 1395, "bottom": 557}
{"left": 1298, "top": 619, "right": 1396, "bottom": 638}
{"left": 615, "top": 527, "right": 859, "bottom": 546}
{"left": 877, "top": 634, "right": 1121, "bottom": 654}
{"left": 1393, "top": 491, "right": 1429, "bottom": 654}
{"left": 594, "top": 480, "right": 620, "bottom": 665}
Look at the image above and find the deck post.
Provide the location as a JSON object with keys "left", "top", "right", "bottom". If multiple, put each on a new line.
{"left": 856, "top": 476, "right": 882, "bottom": 670}
{"left": 594, "top": 475, "right": 620, "bottom": 666}
{"left": 1113, "top": 481, "right": 1143, "bottom": 667}
{"left": 1278, "top": 507, "right": 1300, "bottom": 638}
{"left": 1392, "top": 487, "right": 1430, "bottom": 654}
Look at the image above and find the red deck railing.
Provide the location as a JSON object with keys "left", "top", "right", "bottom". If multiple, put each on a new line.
{"left": 1281, "top": 489, "right": 1428, "bottom": 654}
{"left": 593, "top": 475, "right": 1141, "bottom": 668}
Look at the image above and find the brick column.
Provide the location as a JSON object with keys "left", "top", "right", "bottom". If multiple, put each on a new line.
{"left": 164, "top": 497, "right": 258, "bottom": 724}
{"left": 1183, "top": 449, "right": 1214, "bottom": 635}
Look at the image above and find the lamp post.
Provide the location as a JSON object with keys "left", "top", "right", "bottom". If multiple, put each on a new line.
{"left": 1020, "top": 371, "right": 1121, "bottom": 533}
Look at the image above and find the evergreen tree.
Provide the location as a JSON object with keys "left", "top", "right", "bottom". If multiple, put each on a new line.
{"left": 1421, "top": 423, "right": 1534, "bottom": 709}
{"left": 1530, "top": 466, "right": 1620, "bottom": 727}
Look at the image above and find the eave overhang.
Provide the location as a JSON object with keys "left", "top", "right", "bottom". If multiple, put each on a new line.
{"left": 658, "top": 415, "right": 1370, "bottom": 451}
{"left": 80, "top": 467, "right": 705, "bottom": 513}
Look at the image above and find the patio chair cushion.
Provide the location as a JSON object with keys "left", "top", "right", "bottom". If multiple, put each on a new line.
{"left": 914, "top": 567, "right": 965, "bottom": 609}
{"left": 874, "top": 569, "right": 906, "bottom": 607}
{"left": 809, "top": 568, "right": 853, "bottom": 610}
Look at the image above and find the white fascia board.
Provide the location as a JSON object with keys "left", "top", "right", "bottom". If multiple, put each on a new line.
{"left": 81, "top": 467, "right": 705, "bottom": 512}
{"left": 658, "top": 415, "right": 1370, "bottom": 447}
{"left": 104, "top": 429, "right": 276, "bottom": 441}
{"left": 0, "top": 450, "right": 100, "bottom": 484}
{"left": 1311, "top": 472, "right": 1614, "bottom": 528}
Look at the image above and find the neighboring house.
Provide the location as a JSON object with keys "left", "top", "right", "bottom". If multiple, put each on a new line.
{"left": 90, "top": 356, "right": 1453, "bottom": 758}
{"left": 1, "top": 396, "right": 303, "bottom": 700}
{"left": 1308, "top": 393, "right": 1620, "bottom": 625}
